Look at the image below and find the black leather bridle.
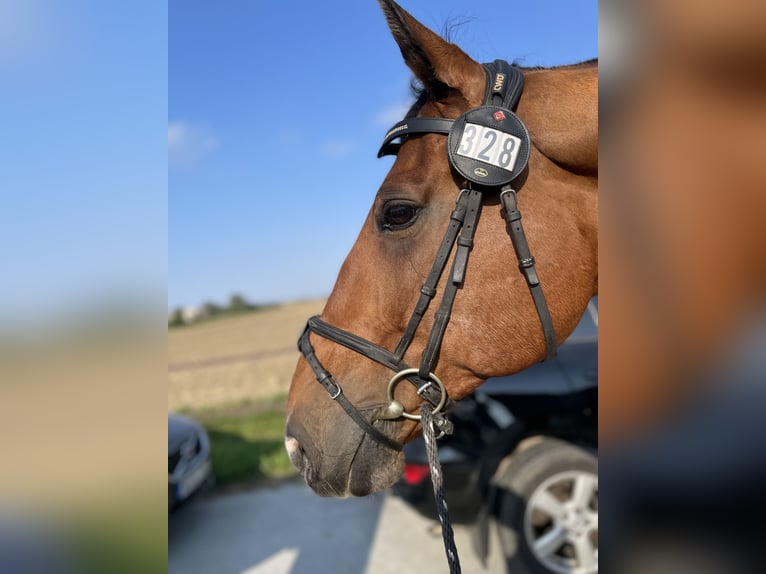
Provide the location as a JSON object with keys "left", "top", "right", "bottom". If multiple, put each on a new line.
{"left": 297, "top": 60, "right": 557, "bottom": 452}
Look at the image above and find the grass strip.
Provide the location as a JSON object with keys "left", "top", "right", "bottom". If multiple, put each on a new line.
{"left": 178, "top": 395, "right": 296, "bottom": 488}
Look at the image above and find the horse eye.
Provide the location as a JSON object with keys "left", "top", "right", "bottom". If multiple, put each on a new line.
{"left": 382, "top": 204, "right": 419, "bottom": 230}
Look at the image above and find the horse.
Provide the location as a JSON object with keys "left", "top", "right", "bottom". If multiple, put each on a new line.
{"left": 285, "top": 0, "right": 598, "bottom": 497}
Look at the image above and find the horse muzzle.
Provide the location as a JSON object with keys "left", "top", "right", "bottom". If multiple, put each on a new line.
{"left": 285, "top": 415, "right": 404, "bottom": 497}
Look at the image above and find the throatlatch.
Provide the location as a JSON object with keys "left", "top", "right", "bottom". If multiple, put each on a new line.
{"left": 298, "top": 60, "right": 557, "bottom": 454}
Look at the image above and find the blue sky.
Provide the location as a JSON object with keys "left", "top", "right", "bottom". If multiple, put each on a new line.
{"left": 169, "top": 0, "right": 597, "bottom": 311}
{"left": 1, "top": 1, "right": 596, "bottom": 321}
{"left": 1, "top": 1, "right": 167, "bottom": 327}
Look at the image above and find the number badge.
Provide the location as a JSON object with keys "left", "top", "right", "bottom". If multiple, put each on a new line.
{"left": 447, "top": 106, "right": 531, "bottom": 187}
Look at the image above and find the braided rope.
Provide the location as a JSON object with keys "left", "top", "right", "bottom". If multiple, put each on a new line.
{"left": 421, "top": 405, "right": 461, "bottom": 574}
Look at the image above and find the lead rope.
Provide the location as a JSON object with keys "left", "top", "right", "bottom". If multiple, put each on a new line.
{"left": 421, "top": 404, "right": 461, "bottom": 574}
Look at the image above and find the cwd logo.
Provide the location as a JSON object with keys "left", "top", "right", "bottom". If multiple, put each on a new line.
{"left": 473, "top": 167, "right": 489, "bottom": 178}
{"left": 493, "top": 73, "right": 506, "bottom": 92}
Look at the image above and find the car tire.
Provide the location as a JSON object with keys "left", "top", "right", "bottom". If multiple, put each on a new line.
{"left": 493, "top": 437, "right": 598, "bottom": 574}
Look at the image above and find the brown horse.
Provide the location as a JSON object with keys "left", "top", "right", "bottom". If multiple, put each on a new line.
{"left": 286, "top": 0, "right": 598, "bottom": 497}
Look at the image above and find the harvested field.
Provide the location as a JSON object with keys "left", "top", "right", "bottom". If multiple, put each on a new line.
{"left": 168, "top": 299, "right": 325, "bottom": 411}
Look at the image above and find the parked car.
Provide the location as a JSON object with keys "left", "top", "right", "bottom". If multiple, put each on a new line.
{"left": 168, "top": 413, "right": 213, "bottom": 510}
{"left": 393, "top": 298, "right": 598, "bottom": 573}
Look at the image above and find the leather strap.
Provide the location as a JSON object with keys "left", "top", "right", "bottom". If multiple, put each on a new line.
{"left": 418, "top": 189, "right": 484, "bottom": 379}
{"left": 500, "top": 187, "right": 557, "bottom": 359}
{"left": 378, "top": 117, "right": 454, "bottom": 158}
{"left": 306, "top": 316, "right": 450, "bottom": 410}
{"left": 393, "top": 190, "right": 469, "bottom": 360}
{"left": 483, "top": 60, "right": 524, "bottom": 110}
{"left": 298, "top": 325, "right": 402, "bottom": 451}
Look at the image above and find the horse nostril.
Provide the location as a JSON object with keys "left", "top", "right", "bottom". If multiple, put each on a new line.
{"left": 285, "top": 435, "right": 305, "bottom": 471}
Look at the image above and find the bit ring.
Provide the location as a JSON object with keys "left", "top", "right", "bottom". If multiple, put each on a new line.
{"left": 386, "top": 368, "right": 447, "bottom": 421}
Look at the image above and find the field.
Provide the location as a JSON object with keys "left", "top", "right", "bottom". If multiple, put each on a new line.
{"left": 168, "top": 299, "right": 324, "bottom": 412}
{"left": 169, "top": 299, "right": 325, "bottom": 486}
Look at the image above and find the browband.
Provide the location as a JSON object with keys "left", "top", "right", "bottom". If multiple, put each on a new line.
{"left": 377, "top": 118, "right": 453, "bottom": 158}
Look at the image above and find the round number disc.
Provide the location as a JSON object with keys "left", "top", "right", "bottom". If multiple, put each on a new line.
{"left": 447, "top": 105, "right": 531, "bottom": 187}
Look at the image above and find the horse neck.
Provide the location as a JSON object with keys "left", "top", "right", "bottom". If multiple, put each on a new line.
{"left": 520, "top": 62, "right": 599, "bottom": 175}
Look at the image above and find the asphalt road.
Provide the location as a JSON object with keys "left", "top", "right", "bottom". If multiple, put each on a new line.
{"left": 169, "top": 478, "right": 507, "bottom": 573}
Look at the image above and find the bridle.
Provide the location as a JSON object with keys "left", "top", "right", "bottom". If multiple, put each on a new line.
{"left": 297, "top": 60, "right": 557, "bottom": 451}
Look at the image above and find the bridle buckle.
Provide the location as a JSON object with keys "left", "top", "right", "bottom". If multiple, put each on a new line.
{"left": 416, "top": 380, "right": 434, "bottom": 396}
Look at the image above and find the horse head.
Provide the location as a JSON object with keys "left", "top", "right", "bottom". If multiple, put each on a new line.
{"left": 286, "top": 0, "right": 598, "bottom": 497}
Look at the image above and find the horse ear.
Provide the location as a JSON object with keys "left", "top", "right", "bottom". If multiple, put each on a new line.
{"left": 378, "top": 0, "right": 485, "bottom": 105}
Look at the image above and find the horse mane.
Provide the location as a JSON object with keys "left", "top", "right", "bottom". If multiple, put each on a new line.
{"left": 513, "top": 57, "right": 598, "bottom": 71}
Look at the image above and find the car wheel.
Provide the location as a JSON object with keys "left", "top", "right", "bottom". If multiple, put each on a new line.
{"left": 494, "top": 437, "right": 598, "bottom": 574}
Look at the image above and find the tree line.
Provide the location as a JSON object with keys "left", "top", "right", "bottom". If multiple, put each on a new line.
{"left": 168, "top": 293, "right": 269, "bottom": 328}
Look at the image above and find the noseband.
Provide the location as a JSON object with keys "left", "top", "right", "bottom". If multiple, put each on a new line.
{"left": 298, "top": 60, "right": 557, "bottom": 451}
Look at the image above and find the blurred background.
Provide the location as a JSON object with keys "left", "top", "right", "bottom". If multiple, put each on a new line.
{"left": 1, "top": 1, "right": 167, "bottom": 573}
{"left": 3, "top": 0, "right": 766, "bottom": 572}
{"left": 600, "top": 0, "right": 766, "bottom": 571}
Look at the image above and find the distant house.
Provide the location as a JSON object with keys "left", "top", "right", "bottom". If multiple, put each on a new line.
{"left": 182, "top": 306, "right": 203, "bottom": 323}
